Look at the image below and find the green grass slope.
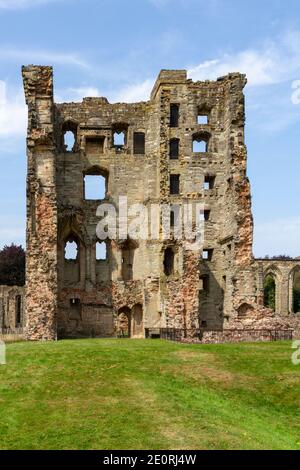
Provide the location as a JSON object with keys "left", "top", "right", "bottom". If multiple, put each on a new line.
{"left": 0, "top": 339, "right": 299, "bottom": 450}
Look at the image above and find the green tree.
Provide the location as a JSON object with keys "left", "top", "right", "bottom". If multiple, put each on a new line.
{"left": 0, "top": 244, "right": 25, "bottom": 286}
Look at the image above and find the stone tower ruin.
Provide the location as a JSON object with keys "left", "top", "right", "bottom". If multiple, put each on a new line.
{"left": 22, "top": 66, "right": 300, "bottom": 341}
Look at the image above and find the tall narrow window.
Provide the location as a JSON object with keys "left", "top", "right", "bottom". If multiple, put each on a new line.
{"left": 64, "top": 131, "right": 75, "bottom": 152}
{"left": 62, "top": 121, "right": 78, "bottom": 153}
{"left": 200, "top": 275, "right": 209, "bottom": 293}
{"left": 122, "top": 244, "right": 135, "bottom": 281}
{"left": 15, "top": 295, "right": 21, "bottom": 327}
{"left": 169, "top": 139, "right": 179, "bottom": 159}
{"left": 133, "top": 132, "right": 145, "bottom": 154}
{"left": 96, "top": 241, "right": 107, "bottom": 261}
{"left": 204, "top": 175, "right": 215, "bottom": 190}
{"left": 170, "top": 174, "right": 180, "bottom": 195}
{"left": 164, "top": 247, "right": 175, "bottom": 276}
{"left": 170, "top": 104, "right": 179, "bottom": 128}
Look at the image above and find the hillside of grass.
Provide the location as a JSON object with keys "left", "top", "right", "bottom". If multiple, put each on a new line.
{"left": 0, "top": 339, "right": 299, "bottom": 450}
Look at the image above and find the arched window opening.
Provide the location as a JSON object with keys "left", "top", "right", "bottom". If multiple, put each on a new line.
{"left": 113, "top": 124, "right": 128, "bottom": 151}
{"left": 117, "top": 307, "right": 131, "bottom": 338}
{"left": 96, "top": 241, "right": 107, "bottom": 261}
{"left": 114, "top": 131, "right": 125, "bottom": 146}
{"left": 193, "top": 132, "right": 210, "bottom": 153}
{"left": 264, "top": 274, "right": 276, "bottom": 311}
{"left": 237, "top": 303, "right": 254, "bottom": 318}
{"left": 164, "top": 247, "right": 175, "bottom": 276}
{"left": 62, "top": 121, "right": 78, "bottom": 152}
{"left": 64, "top": 131, "right": 75, "bottom": 152}
{"left": 65, "top": 240, "right": 79, "bottom": 260}
{"left": 293, "top": 270, "right": 300, "bottom": 313}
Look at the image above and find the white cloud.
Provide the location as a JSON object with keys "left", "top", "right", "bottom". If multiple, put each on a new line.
{"left": 111, "top": 79, "right": 154, "bottom": 103}
{"left": 0, "top": 47, "right": 88, "bottom": 68}
{"left": 55, "top": 86, "right": 101, "bottom": 102}
{"left": 188, "top": 30, "right": 300, "bottom": 87}
{"left": 0, "top": 80, "right": 27, "bottom": 137}
{"left": 254, "top": 217, "right": 300, "bottom": 258}
{"left": 0, "top": 0, "right": 58, "bottom": 9}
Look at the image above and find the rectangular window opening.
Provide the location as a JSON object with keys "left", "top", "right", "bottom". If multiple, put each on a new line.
{"left": 170, "top": 139, "right": 179, "bottom": 159}
{"left": 170, "top": 104, "right": 179, "bottom": 128}
{"left": 203, "top": 249, "right": 213, "bottom": 261}
{"left": 204, "top": 176, "right": 215, "bottom": 190}
{"left": 197, "top": 114, "right": 208, "bottom": 125}
{"left": 85, "top": 137, "right": 105, "bottom": 155}
{"left": 84, "top": 175, "right": 106, "bottom": 200}
{"left": 170, "top": 174, "right": 180, "bottom": 195}
{"left": 133, "top": 132, "right": 145, "bottom": 154}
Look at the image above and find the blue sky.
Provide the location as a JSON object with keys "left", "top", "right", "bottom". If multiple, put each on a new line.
{"left": 0, "top": 0, "right": 300, "bottom": 257}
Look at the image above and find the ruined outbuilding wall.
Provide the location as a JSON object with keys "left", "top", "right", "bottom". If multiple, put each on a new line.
{"left": 0, "top": 285, "right": 25, "bottom": 333}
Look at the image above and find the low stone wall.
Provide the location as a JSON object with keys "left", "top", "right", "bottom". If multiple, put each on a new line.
{"left": 200, "top": 329, "right": 293, "bottom": 345}
{"left": 0, "top": 328, "right": 25, "bottom": 342}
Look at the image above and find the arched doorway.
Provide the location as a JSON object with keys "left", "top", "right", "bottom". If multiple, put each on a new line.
{"left": 290, "top": 267, "right": 300, "bottom": 314}
{"left": 132, "top": 304, "right": 143, "bottom": 338}
{"left": 264, "top": 273, "right": 276, "bottom": 312}
{"left": 117, "top": 307, "right": 131, "bottom": 337}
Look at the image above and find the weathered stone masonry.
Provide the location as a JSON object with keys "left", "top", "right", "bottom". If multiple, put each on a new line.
{"left": 22, "top": 66, "right": 300, "bottom": 341}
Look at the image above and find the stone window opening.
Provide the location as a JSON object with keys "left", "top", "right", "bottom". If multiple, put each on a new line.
{"left": 133, "top": 132, "right": 145, "bottom": 155}
{"left": 169, "top": 138, "right": 179, "bottom": 159}
{"left": 163, "top": 247, "right": 175, "bottom": 276}
{"left": 85, "top": 136, "right": 105, "bottom": 155}
{"left": 113, "top": 124, "right": 128, "bottom": 151}
{"left": 69, "top": 298, "right": 82, "bottom": 321}
{"left": 200, "top": 210, "right": 211, "bottom": 222}
{"left": 121, "top": 242, "right": 135, "bottom": 281}
{"left": 193, "top": 132, "right": 210, "bottom": 153}
{"left": 64, "top": 239, "right": 79, "bottom": 261}
{"left": 292, "top": 269, "right": 300, "bottom": 314}
{"left": 203, "top": 249, "right": 213, "bottom": 261}
{"left": 197, "top": 114, "right": 209, "bottom": 125}
{"left": 170, "top": 104, "right": 179, "bottom": 128}
{"left": 96, "top": 241, "right": 107, "bottom": 261}
{"left": 204, "top": 175, "right": 215, "bottom": 190}
{"left": 200, "top": 274, "right": 209, "bottom": 293}
{"left": 170, "top": 174, "right": 180, "bottom": 195}
{"left": 84, "top": 169, "right": 108, "bottom": 200}
{"left": 15, "top": 295, "right": 21, "bottom": 327}
{"left": 62, "top": 121, "right": 78, "bottom": 152}
{"left": 264, "top": 274, "right": 276, "bottom": 311}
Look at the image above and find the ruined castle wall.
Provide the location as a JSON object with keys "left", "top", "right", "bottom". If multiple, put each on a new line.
{"left": 22, "top": 66, "right": 298, "bottom": 341}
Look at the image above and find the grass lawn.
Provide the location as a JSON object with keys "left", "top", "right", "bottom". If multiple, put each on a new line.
{"left": 0, "top": 339, "right": 299, "bottom": 450}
